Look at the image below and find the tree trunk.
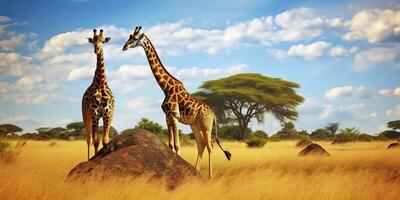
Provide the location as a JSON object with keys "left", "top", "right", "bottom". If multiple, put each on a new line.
{"left": 238, "top": 118, "right": 249, "bottom": 141}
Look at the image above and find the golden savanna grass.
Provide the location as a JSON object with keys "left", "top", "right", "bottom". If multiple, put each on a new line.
{"left": 1, "top": 140, "right": 400, "bottom": 200}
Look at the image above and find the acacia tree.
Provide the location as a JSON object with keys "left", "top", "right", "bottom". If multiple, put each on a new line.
{"left": 387, "top": 120, "right": 400, "bottom": 130}
{"left": 0, "top": 124, "right": 23, "bottom": 137}
{"left": 194, "top": 73, "right": 304, "bottom": 140}
{"left": 325, "top": 123, "right": 339, "bottom": 137}
{"left": 66, "top": 122, "right": 85, "bottom": 136}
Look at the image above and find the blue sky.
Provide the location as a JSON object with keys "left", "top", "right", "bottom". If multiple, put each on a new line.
{"left": 0, "top": 0, "right": 399, "bottom": 135}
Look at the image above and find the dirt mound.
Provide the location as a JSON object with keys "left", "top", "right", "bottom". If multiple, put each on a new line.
{"left": 387, "top": 143, "right": 400, "bottom": 149}
{"left": 67, "top": 128, "right": 200, "bottom": 189}
{"left": 296, "top": 139, "right": 312, "bottom": 147}
{"left": 298, "top": 143, "right": 330, "bottom": 156}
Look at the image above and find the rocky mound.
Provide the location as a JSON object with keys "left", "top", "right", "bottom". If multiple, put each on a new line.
{"left": 67, "top": 128, "right": 200, "bottom": 189}
{"left": 298, "top": 143, "right": 330, "bottom": 156}
{"left": 296, "top": 139, "right": 312, "bottom": 148}
{"left": 387, "top": 143, "right": 400, "bottom": 149}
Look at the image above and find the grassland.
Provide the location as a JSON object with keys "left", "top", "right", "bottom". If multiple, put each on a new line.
{"left": 1, "top": 140, "right": 400, "bottom": 200}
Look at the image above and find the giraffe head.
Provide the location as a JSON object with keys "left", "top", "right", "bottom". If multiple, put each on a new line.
{"left": 122, "top": 26, "right": 146, "bottom": 51}
{"left": 88, "top": 29, "right": 111, "bottom": 54}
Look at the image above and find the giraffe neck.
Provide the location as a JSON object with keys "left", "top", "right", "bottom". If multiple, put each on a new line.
{"left": 142, "top": 35, "right": 183, "bottom": 93}
{"left": 92, "top": 50, "right": 107, "bottom": 86}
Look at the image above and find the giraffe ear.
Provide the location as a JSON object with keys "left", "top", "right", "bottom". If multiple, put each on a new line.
{"left": 104, "top": 37, "right": 111, "bottom": 43}
{"left": 138, "top": 33, "right": 144, "bottom": 40}
{"left": 88, "top": 38, "right": 93, "bottom": 43}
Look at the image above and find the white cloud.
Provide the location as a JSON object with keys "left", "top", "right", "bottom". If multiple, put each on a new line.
{"left": 174, "top": 64, "right": 247, "bottom": 80}
{"left": 378, "top": 89, "right": 392, "bottom": 96}
{"left": 67, "top": 66, "right": 95, "bottom": 80}
{"left": 127, "top": 97, "right": 159, "bottom": 114}
{"left": 394, "top": 87, "right": 400, "bottom": 97}
{"left": 343, "top": 9, "right": 400, "bottom": 43}
{"left": 319, "top": 103, "right": 367, "bottom": 119}
{"left": 0, "top": 16, "right": 11, "bottom": 23}
{"left": 0, "top": 53, "right": 31, "bottom": 78}
{"left": 385, "top": 105, "right": 400, "bottom": 116}
{"left": 112, "top": 64, "right": 150, "bottom": 79}
{"left": 353, "top": 47, "right": 399, "bottom": 70}
{"left": 269, "top": 41, "right": 331, "bottom": 60}
{"left": 0, "top": 17, "right": 37, "bottom": 51}
{"left": 325, "top": 85, "right": 368, "bottom": 100}
{"left": 330, "top": 46, "right": 348, "bottom": 56}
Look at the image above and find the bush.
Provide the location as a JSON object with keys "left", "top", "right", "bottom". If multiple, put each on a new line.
{"left": 246, "top": 137, "right": 267, "bottom": 148}
{"left": 135, "top": 118, "right": 164, "bottom": 135}
{"left": 0, "top": 140, "right": 26, "bottom": 164}
{"left": 358, "top": 134, "right": 375, "bottom": 142}
{"left": 311, "top": 128, "right": 333, "bottom": 140}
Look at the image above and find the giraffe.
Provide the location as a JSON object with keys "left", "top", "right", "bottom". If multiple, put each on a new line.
{"left": 82, "top": 29, "right": 115, "bottom": 160}
{"left": 122, "top": 26, "right": 231, "bottom": 178}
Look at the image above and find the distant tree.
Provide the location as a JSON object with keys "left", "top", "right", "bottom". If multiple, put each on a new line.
{"left": 251, "top": 130, "right": 268, "bottom": 139}
{"left": 0, "top": 124, "right": 23, "bottom": 137}
{"left": 135, "top": 118, "right": 164, "bottom": 135}
{"left": 310, "top": 128, "right": 332, "bottom": 140}
{"left": 335, "top": 127, "right": 361, "bottom": 142}
{"left": 36, "top": 127, "right": 51, "bottom": 134}
{"left": 218, "top": 124, "right": 252, "bottom": 140}
{"left": 325, "top": 123, "right": 339, "bottom": 136}
{"left": 378, "top": 130, "right": 400, "bottom": 139}
{"left": 387, "top": 120, "right": 400, "bottom": 130}
{"left": 66, "top": 122, "right": 85, "bottom": 136}
{"left": 275, "top": 122, "right": 297, "bottom": 139}
{"left": 98, "top": 126, "right": 118, "bottom": 139}
{"left": 193, "top": 73, "right": 304, "bottom": 140}
{"left": 358, "top": 133, "right": 375, "bottom": 142}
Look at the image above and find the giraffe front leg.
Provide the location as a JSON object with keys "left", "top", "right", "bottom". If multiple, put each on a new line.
{"left": 92, "top": 118, "right": 100, "bottom": 154}
{"left": 171, "top": 117, "right": 180, "bottom": 155}
{"left": 102, "top": 115, "right": 112, "bottom": 146}
{"left": 166, "top": 116, "right": 175, "bottom": 152}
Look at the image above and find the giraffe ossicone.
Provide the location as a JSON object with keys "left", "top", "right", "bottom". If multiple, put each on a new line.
{"left": 123, "top": 26, "right": 231, "bottom": 178}
{"left": 82, "top": 29, "right": 115, "bottom": 160}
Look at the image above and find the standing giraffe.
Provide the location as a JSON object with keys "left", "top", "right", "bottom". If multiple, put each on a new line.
{"left": 122, "top": 26, "right": 231, "bottom": 178}
{"left": 82, "top": 29, "right": 115, "bottom": 160}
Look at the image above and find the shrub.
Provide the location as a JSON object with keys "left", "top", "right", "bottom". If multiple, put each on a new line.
{"left": 358, "top": 134, "right": 375, "bottom": 142}
{"left": 311, "top": 128, "right": 333, "bottom": 140}
{"left": 0, "top": 140, "right": 26, "bottom": 164}
{"left": 246, "top": 137, "right": 267, "bottom": 148}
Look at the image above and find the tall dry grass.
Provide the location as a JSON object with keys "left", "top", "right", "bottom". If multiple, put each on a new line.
{"left": 0, "top": 140, "right": 399, "bottom": 200}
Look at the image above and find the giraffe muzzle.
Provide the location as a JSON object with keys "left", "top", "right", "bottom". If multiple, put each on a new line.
{"left": 122, "top": 45, "right": 129, "bottom": 51}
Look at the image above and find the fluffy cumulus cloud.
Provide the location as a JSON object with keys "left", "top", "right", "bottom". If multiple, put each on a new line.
{"left": 343, "top": 9, "right": 400, "bottom": 43}
{"left": 127, "top": 97, "right": 160, "bottom": 114}
{"left": 270, "top": 41, "right": 332, "bottom": 60}
{"left": 324, "top": 85, "right": 368, "bottom": 100}
{"left": 0, "top": 16, "right": 37, "bottom": 51}
{"left": 319, "top": 103, "right": 366, "bottom": 119}
{"left": 378, "top": 87, "right": 400, "bottom": 97}
{"left": 353, "top": 46, "right": 400, "bottom": 70}
{"left": 385, "top": 105, "right": 400, "bottom": 116}
{"left": 143, "top": 7, "right": 347, "bottom": 55}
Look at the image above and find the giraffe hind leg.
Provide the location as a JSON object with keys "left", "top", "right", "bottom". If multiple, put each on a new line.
{"left": 83, "top": 109, "right": 93, "bottom": 160}
{"left": 191, "top": 123, "right": 205, "bottom": 171}
{"left": 201, "top": 116, "right": 214, "bottom": 178}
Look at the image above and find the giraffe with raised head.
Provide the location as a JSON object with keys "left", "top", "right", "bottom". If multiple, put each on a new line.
{"left": 122, "top": 26, "right": 231, "bottom": 178}
{"left": 82, "top": 29, "right": 115, "bottom": 160}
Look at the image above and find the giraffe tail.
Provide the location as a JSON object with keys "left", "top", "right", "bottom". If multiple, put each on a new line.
{"left": 214, "top": 117, "right": 231, "bottom": 161}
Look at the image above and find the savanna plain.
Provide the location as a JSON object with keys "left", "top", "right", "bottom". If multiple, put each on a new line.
{"left": 1, "top": 140, "right": 400, "bottom": 200}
